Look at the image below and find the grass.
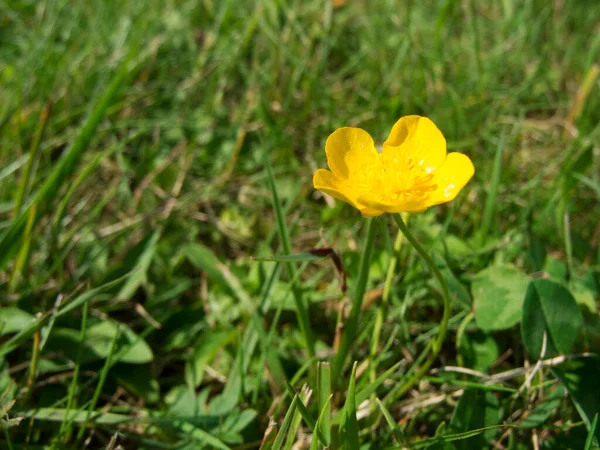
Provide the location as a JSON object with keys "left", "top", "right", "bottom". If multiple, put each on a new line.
{"left": 1, "top": 0, "right": 600, "bottom": 448}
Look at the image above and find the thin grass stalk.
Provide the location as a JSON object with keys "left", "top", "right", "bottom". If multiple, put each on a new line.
{"left": 391, "top": 213, "right": 451, "bottom": 399}
{"left": 332, "top": 218, "right": 377, "bottom": 383}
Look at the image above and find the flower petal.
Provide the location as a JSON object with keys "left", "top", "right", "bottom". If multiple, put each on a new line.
{"left": 313, "top": 169, "right": 384, "bottom": 216}
{"left": 425, "top": 152, "right": 474, "bottom": 207}
{"left": 325, "top": 127, "right": 379, "bottom": 180}
{"left": 313, "top": 169, "right": 358, "bottom": 206}
{"left": 382, "top": 116, "right": 446, "bottom": 173}
{"left": 360, "top": 207, "right": 384, "bottom": 217}
{"left": 356, "top": 194, "right": 429, "bottom": 214}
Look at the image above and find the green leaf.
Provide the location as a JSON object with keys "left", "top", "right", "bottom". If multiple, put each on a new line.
{"left": 435, "top": 254, "right": 471, "bottom": 309}
{"left": 208, "top": 334, "right": 250, "bottom": 416}
{"left": 543, "top": 257, "right": 568, "bottom": 282}
{"left": 88, "top": 320, "right": 153, "bottom": 364}
{"left": 521, "top": 279, "right": 583, "bottom": 358}
{"left": 449, "top": 388, "right": 502, "bottom": 450}
{"left": 219, "top": 408, "right": 258, "bottom": 437}
{"left": 472, "top": 264, "right": 530, "bottom": 331}
{"left": 572, "top": 278, "right": 598, "bottom": 313}
{"left": 184, "top": 243, "right": 253, "bottom": 310}
{"left": 166, "top": 385, "right": 197, "bottom": 417}
{"left": 161, "top": 306, "right": 206, "bottom": 351}
{"left": 552, "top": 356, "right": 600, "bottom": 444}
{"left": 185, "top": 330, "right": 236, "bottom": 388}
{"left": 0, "top": 308, "right": 34, "bottom": 335}
{"left": 48, "top": 320, "right": 153, "bottom": 364}
{"left": 117, "top": 230, "right": 160, "bottom": 300}
{"left": 459, "top": 330, "right": 499, "bottom": 373}
{"left": 173, "top": 420, "right": 233, "bottom": 450}
{"left": 443, "top": 270, "right": 472, "bottom": 309}
{"left": 112, "top": 364, "right": 160, "bottom": 404}
{"left": 0, "top": 274, "right": 129, "bottom": 358}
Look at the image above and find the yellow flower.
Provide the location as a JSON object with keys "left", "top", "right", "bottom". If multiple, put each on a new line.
{"left": 313, "top": 115, "right": 474, "bottom": 216}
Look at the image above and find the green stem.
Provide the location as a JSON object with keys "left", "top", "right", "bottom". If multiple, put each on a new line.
{"left": 392, "top": 213, "right": 451, "bottom": 399}
{"left": 455, "top": 311, "right": 474, "bottom": 368}
{"left": 332, "top": 218, "right": 377, "bottom": 383}
{"left": 563, "top": 211, "right": 574, "bottom": 279}
{"left": 24, "top": 328, "right": 41, "bottom": 405}
{"left": 369, "top": 214, "right": 409, "bottom": 382}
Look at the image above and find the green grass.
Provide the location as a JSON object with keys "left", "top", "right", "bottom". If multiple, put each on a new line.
{"left": 1, "top": 0, "right": 600, "bottom": 448}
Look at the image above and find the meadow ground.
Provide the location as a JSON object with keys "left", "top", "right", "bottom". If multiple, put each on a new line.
{"left": 1, "top": 0, "right": 600, "bottom": 448}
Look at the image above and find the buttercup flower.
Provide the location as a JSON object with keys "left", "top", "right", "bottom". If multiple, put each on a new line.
{"left": 313, "top": 115, "right": 474, "bottom": 216}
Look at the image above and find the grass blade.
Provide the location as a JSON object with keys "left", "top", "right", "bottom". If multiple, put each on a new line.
{"left": 355, "top": 362, "right": 402, "bottom": 406}
{"left": 284, "top": 380, "right": 316, "bottom": 432}
{"left": 8, "top": 205, "right": 36, "bottom": 292}
{"left": 477, "top": 129, "right": 505, "bottom": 248}
{"left": 376, "top": 398, "right": 406, "bottom": 445}
{"left": 341, "top": 362, "right": 360, "bottom": 450}
{"left": 0, "top": 51, "right": 138, "bottom": 270}
{"left": 59, "top": 299, "right": 90, "bottom": 440}
{"left": 272, "top": 394, "right": 299, "bottom": 450}
{"left": 310, "top": 394, "right": 333, "bottom": 450}
{"left": 75, "top": 323, "right": 120, "bottom": 444}
{"left": 317, "top": 362, "right": 331, "bottom": 446}
{"left": 584, "top": 413, "right": 599, "bottom": 450}
{"left": 332, "top": 218, "right": 377, "bottom": 383}
{"left": 13, "top": 102, "right": 51, "bottom": 217}
{"left": 117, "top": 230, "right": 160, "bottom": 300}
{"left": 253, "top": 253, "right": 327, "bottom": 263}
{"left": 283, "top": 386, "right": 312, "bottom": 450}
{"left": 265, "top": 158, "right": 314, "bottom": 359}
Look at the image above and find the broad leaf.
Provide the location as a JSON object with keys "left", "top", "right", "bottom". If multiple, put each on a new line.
{"left": 0, "top": 308, "right": 34, "bottom": 335}
{"left": 552, "top": 356, "right": 600, "bottom": 444}
{"left": 472, "top": 264, "right": 529, "bottom": 331}
{"left": 449, "top": 388, "right": 502, "bottom": 450}
{"left": 521, "top": 279, "right": 583, "bottom": 359}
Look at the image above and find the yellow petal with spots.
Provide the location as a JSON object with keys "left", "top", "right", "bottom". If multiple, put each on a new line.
{"left": 325, "top": 127, "right": 379, "bottom": 180}
{"left": 425, "top": 153, "right": 474, "bottom": 207}
{"left": 313, "top": 116, "right": 474, "bottom": 215}
{"left": 382, "top": 116, "right": 446, "bottom": 173}
{"left": 313, "top": 169, "right": 355, "bottom": 204}
{"left": 313, "top": 169, "right": 384, "bottom": 216}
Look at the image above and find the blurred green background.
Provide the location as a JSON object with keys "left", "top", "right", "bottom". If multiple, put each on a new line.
{"left": 1, "top": 0, "right": 599, "bottom": 448}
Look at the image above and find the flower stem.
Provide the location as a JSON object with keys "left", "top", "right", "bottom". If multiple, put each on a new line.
{"left": 369, "top": 214, "right": 409, "bottom": 383}
{"left": 332, "top": 217, "right": 377, "bottom": 383}
{"left": 392, "top": 213, "right": 451, "bottom": 398}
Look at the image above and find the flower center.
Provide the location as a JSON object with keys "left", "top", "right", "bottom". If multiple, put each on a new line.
{"left": 358, "top": 154, "right": 437, "bottom": 204}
